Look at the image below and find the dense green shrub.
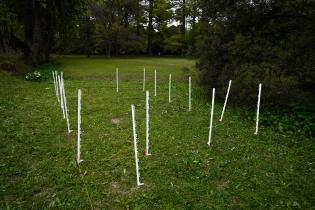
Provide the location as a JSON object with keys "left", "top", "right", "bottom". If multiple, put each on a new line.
{"left": 25, "top": 71, "right": 41, "bottom": 81}
{"left": 197, "top": 0, "right": 315, "bottom": 106}
{"left": 25, "top": 62, "right": 62, "bottom": 82}
{"left": 244, "top": 105, "right": 315, "bottom": 136}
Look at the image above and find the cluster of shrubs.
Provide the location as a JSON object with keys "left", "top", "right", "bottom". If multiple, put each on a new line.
{"left": 196, "top": 1, "right": 315, "bottom": 136}
{"left": 24, "top": 62, "right": 62, "bottom": 82}
{"left": 25, "top": 71, "right": 41, "bottom": 81}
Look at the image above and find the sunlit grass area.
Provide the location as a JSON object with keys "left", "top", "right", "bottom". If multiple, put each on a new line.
{"left": 56, "top": 55, "right": 196, "bottom": 79}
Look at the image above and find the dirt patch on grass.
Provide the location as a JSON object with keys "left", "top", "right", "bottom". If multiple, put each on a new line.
{"left": 111, "top": 117, "right": 122, "bottom": 125}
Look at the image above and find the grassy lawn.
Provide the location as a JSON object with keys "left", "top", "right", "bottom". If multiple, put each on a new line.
{"left": 56, "top": 55, "right": 196, "bottom": 79}
{"left": 0, "top": 56, "right": 314, "bottom": 209}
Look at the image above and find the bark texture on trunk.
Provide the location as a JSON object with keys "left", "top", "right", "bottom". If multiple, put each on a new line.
{"left": 147, "top": 0, "right": 153, "bottom": 55}
{"left": 23, "top": 0, "right": 52, "bottom": 66}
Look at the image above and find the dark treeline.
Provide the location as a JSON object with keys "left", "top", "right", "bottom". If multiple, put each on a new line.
{"left": 198, "top": 0, "right": 315, "bottom": 106}
{"left": 0, "top": 0, "right": 201, "bottom": 64}
{"left": 1, "top": 0, "right": 314, "bottom": 106}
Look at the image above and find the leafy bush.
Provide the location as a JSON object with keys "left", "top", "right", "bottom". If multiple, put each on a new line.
{"left": 244, "top": 105, "right": 315, "bottom": 136}
{"left": 197, "top": 1, "right": 315, "bottom": 106}
{"left": 25, "top": 71, "right": 42, "bottom": 81}
{"left": 25, "top": 62, "right": 62, "bottom": 82}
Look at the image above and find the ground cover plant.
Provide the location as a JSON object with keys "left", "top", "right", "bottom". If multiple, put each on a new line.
{"left": 0, "top": 56, "right": 314, "bottom": 209}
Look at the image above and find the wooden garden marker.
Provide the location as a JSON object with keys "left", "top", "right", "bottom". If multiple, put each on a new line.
{"left": 254, "top": 83, "right": 262, "bottom": 135}
{"left": 219, "top": 80, "right": 232, "bottom": 122}
{"left": 143, "top": 67, "right": 146, "bottom": 92}
{"left": 131, "top": 104, "right": 144, "bottom": 186}
{"left": 207, "top": 88, "right": 215, "bottom": 146}
{"left": 55, "top": 71, "right": 60, "bottom": 102}
{"left": 145, "top": 91, "right": 151, "bottom": 156}
{"left": 169, "top": 74, "right": 172, "bottom": 103}
{"left": 189, "top": 77, "right": 191, "bottom": 112}
{"left": 58, "top": 74, "right": 65, "bottom": 119}
{"left": 116, "top": 68, "right": 119, "bottom": 93}
{"left": 77, "top": 89, "right": 83, "bottom": 164}
{"left": 61, "top": 77, "right": 71, "bottom": 133}
{"left": 154, "top": 69, "right": 157, "bottom": 96}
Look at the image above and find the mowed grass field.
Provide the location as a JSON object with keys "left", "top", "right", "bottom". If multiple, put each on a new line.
{"left": 0, "top": 56, "right": 314, "bottom": 209}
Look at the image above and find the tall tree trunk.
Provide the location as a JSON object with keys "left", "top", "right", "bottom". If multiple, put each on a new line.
{"left": 181, "top": 0, "right": 186, "bottom": 35}
{"left": 136, "top": 0, "right": 140, "bottom": 35}
{"left": 0, "top": 26, "right": 12, "bottom": 53}
{"left": 181, "top": 0, "right": 186, "bottom": 55}
{"left": 24, "top": 0, "right": 51, "bottom": 66}
{"left": 147, "top": 0, "right": 153, "bottom": 55}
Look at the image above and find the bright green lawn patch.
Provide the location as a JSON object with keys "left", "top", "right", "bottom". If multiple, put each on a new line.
{"left": 56, "top": 55, "right": 196, "bottom": 80}
{"left": 0, "top": 56, "right": 314, "bottom": 209}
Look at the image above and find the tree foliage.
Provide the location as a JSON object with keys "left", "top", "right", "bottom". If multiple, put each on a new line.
{"left": 1, "top": 0, "right": 84, "bottom": 66}
{"left": 197, "top": 0, "right": 315, "bottom": 105}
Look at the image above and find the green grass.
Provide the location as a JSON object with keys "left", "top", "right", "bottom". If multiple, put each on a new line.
{"left": 0, "top": 56, "right": 314, "bottom": 209}
{"left": 56, "top": 55, "right": 196, "bottom": 79}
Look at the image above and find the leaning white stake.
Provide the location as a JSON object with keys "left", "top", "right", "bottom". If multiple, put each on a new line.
{"left": 154, "top": 69, "right": 157, "bottom": 96}
{"left": 54, "top": 71, "right": 60, "bottom": 102}
{"left": 131, "top": 104, "right": 144, "bottom": 186}
{"left": 53, "top": 71, "right": 57, "bottom": 95}
{"left": 189, "top": 77, "right": 191, "bottom": 111}
{"left": 254, "top": 83, "right": 262, "bottom": 135}
{"left": 219, "top": 80, "right": 232, "bottom": 122}
{"left": 58, "top": 74, "right": 65, "bottom": 119}
{"left": 143, "top": 67, "right": 146, "bottom": 92}
{"left": 61, "top": 72, "right": 66, "bottom": 119}
{"left": 169, "top": 74, "right": 172, "bottom": 103}
{"left": 52, "top": 72, "right": 58, "bottom": 102}
{"left": 61, "top": 77, "right": 71, "bottom": 133}
{"left": 77, "top": 89, "right": 83, "bottom": 164}
{"left": 116, "top": 68, "right": 119, "bottom": 93}
{"left": 145, "top": 91, "right": 151, "bottom": 156}
{"left": 207, "top": 88, "right": 215, "bottom": 146}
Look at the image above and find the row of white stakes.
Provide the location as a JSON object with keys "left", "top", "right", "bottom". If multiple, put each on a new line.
{"left": 116, "top": 68, "right": 188, "bottom": 108}
{"left": 52, "top": 70, "right": 262, "bottom": 186}
{"left": 52, "top": 71, "right": 71, "bottom": 133}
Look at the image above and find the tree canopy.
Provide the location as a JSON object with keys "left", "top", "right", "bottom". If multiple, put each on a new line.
{"left": 197, "top": 0, "right": 315, "bottom": 105}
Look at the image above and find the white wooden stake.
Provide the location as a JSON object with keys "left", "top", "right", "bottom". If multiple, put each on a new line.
{"left": 116, "top": 68, "right": 119, "bottom": 93}
{"left": 77, "top": 89, "right": 83, "bottom": 164}
{"left": 154, "top": 69, "right": 157, "bottom": 96}
{"left": 207, "top": 88, "right": 215, "bottom": 146}
{"left": 61, "top": 77, "right": 71, "bottom": 133}
{"left": 143, "top": 67, "right": 146, "bottom": 92}
{"left": 52, "top": 72, "right": 58, "bottom": 101}
{"left": 145, "top": 91, "right": 151, "bottom": 156}
{"left": 169, "top": 74, "right": 172, "bottom": 103}
{"left": 255, "top": 83, "right": 262, "bottom": 135}
{"left": 131, "top": 104, "right": 144, "bottom": 186}
{"left": 189, "top": 77, "right": 191, "bottom": 112}
{"left": 55, "top": 71, "right": 60, "bottom": 102}
{"left": 219, "top": 80, "right": 232, "bottom": 122}
{"left": 58, "top": 74, "right": 65, "bottom": 119}
{"left": 61, "top": 72, "right": 66, "bottom": 119}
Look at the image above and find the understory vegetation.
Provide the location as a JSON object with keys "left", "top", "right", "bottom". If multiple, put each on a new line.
{"left": 0, "top": 57, "right": 314, "bottom": 209}
{"left": 197, "top": 0, "right": 315, "bottom": 108}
